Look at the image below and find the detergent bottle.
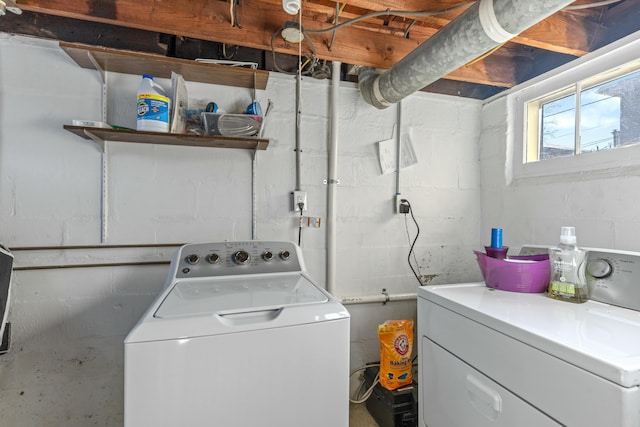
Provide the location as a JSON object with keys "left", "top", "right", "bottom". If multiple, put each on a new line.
{"left": 136, "top": 74, "right": 170, "bottom": 132}
{"left": 548, "top": 226, "right": 589, "bottom": 303}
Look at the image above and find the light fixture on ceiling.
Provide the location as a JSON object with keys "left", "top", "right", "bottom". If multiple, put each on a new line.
{"left": 0, "top": 0, "right": 22, "bottom": 16}
{"left": 281, "top": 21, "right": 304, "bottom": 43}
{"left": 282, "top": 0, "right": 300, "bottom": 15}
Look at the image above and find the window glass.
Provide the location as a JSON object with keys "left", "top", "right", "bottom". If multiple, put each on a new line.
{"left": 580, "top": 82, "right": 620, "bottom": 153}
{"left": 540, "top": 93, "right": 576, "bottom": 159}
{"left": 528, "top": 67, "right": 640, "bottom": 163}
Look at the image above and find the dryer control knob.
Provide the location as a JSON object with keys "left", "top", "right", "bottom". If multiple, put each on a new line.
{"left": 186, "top": 254, "right": 199, "bottom": 265}
{"left": 207, "top": 253, "right": 220, "bottom": 264}
{"left": 279, "top": 250, "right": 291, "bottom": 261}
{"left": 233, "top": 250, "right": 251, "bottom": 265}
{"left": 262, "top": 251, "right": 273, "bottom": 261}
{"left": 587, "top": 258, "right": 613, "bottom": 279}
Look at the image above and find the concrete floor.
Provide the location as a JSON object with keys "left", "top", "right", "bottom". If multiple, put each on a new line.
{"left": 349, "top": 403, "right": 379, "bottom": 427}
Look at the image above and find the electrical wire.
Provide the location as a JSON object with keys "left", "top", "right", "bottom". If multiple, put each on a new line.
{"left": 404, "top": 214, "right": 422, "bottom": 278}
{"left": 298, "top": 204, "right": 304, "bottom": 246}
{"left": 269, "top": 27, "right": 318, "bottom": 75}
{"left": 403, "top": 19, "right": 417, "bottom": 38}
{"left": 266, "top": 0, "right": 622, "bottom": 82}
{"left": 465, "top": 42, "right": 506, "bottom": 66}
{"left": 303, "top": 0, "right": 621, "bottom": 36}
{"left": 304, "top": 2, "right": 474, "bottom": 34}
{"left": 402, "top": 199, "right": 422, "bottom": 286}
{"left": 229, "top": 0, "right": 242, "bottom": 29}
{"left": 298, "top": 0, "right": 619, "bottom": 44}
{"left": 328, "top": 2, "right": 348, "bottom": 51}
{"left": 221, "top": 43, "right": 239, "bottom": 60}
{"left": 563, "top": 0, "right": 624, "bottom": 10}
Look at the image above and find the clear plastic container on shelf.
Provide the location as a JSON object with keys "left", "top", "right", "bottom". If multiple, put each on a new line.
{"left": 201, "top": 113, "right": 262, "bottom": 137}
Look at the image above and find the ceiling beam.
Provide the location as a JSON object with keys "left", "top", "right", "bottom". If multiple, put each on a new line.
{"left": 0, "top": 10, "right": 169, "bottom": 54}
{"left": 13, "top": 0, "right": 519, "bottom": 86}
{"left": 326, "top": 0, "right": 603, "bottom": 55}
{"left": 516, "top": 10, "right": 604, "bottom": 56}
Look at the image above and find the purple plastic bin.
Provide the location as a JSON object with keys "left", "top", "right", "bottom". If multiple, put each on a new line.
{"left": 473, "top": 250, "right": 551, "bottom": 293}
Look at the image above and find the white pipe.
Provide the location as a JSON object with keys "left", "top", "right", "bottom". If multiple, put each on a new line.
{"left": 395, "top": 101, "right": 401, "bottom": 199}
{"left": 326, "top": 61, "right": 341, "bottom": 294}
{"left": 339, "top": 292, "right": 417, "bottom": 305}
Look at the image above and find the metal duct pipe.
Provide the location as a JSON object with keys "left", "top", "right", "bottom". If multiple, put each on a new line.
{"left": 358, "top": 0, "right": 575, "bottom": 109}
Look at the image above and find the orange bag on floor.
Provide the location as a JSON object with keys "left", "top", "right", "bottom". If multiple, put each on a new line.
{"left": 378, "top": 319, "right": 414, "bottom": 390}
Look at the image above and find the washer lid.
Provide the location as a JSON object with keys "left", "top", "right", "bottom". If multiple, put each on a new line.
{"left": 420, "top": 283, "right": 640, "bottom": 388}
{"left": 155, "top": 273, "right": 328, "bottom": 319}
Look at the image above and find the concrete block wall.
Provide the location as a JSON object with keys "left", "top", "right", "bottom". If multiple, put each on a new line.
{"left": 0, "top": 34, "right": 482, "bottom": 425}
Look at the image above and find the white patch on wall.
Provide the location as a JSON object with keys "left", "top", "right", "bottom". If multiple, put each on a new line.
{"left": 377, "top": 129, "right": 418, "bottom": 174}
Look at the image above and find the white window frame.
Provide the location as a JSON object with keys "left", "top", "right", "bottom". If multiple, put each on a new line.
{"left": 510, "top": 30, "right": 640, "bottom": 182}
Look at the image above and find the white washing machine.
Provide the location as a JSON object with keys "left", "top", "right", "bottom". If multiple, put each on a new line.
{"left": 125, "top": 241, "right": 350, "bottom": 427}
{"left": 418, "top": 247, "right": 640, "bottom": 427}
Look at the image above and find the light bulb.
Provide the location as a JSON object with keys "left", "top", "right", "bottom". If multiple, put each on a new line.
{"left": 282, "top": 0, "right": 300, "bottom": 15}
{"left": 0, "top": 0, "right": 22, "bottom": 15}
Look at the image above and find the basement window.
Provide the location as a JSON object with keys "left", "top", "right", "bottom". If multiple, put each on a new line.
{"left": 524, "top": 62, "right": 640, "bottom": 163}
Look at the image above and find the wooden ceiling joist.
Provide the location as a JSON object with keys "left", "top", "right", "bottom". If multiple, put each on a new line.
{"left": 15, "top": 0, "right": 521, "bottom": 86}
{"left": 8, "top": 0, "right": 637, "bottom": 97}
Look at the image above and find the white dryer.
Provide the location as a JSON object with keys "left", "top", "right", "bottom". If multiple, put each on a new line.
{"left": 125, "top": 241, "right": 350, "bottom": 427}
{"left": 418, "top": 248, "right": 640, "bottom": 427}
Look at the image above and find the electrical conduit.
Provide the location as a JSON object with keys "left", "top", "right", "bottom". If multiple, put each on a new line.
{"left": 326, "top": 61, "right": 341, "bottom": 295}
{"left": 358, "top": 0, "right": 576, "bottom": 109}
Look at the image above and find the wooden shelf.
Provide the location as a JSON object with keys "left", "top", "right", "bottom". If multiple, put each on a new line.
{"left": 59, "top": 41, "right": 269, "bottom": 90}
{"left": 64, "top": 126, "right": 269, "bottom": 151}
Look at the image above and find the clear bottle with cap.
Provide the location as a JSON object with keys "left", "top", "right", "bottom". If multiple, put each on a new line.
{"left": 548, "top": 226, "right": 589, "bottom": 303}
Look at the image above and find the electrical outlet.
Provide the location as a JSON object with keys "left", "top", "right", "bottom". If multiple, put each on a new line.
{"left": 396, "top": 195, "right": 410, "bottom": 214}
{"left": 396, "top": 196, "right": 410, "bottom": 214}
{"left": 293, "top": 191, "right": 307, "bottom": 211}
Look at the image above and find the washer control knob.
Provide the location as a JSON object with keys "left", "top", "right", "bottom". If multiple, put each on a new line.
{"left": 207, "top": 253, "right": 220, "bottom": 264}
{"left": 186, "top": 254, "right": 199, "bottom": 265}
{"left": 233, "top": 250, "right": 251, "bottom": 265}
{"left": 279, "top": 250, "right": 291, "bottom": 261}
{"left": 262, "top": 251, "right": 274, "bottom": 261}
{"left": 587, "top": 258, "right": 613, "bottom": 279}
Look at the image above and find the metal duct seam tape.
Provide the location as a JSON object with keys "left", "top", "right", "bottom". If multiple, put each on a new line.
{"left": 478, "top": 0, "right": 517, "bottom": 43}
{"left": 372, "top": 77, "right": 393, "bottom": 108}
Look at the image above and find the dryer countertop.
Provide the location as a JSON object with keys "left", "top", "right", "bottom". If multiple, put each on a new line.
{"left": 419, "top": 283, "right": 640, "bottom": 388}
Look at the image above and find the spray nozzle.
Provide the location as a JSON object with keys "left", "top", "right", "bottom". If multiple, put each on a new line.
{"left": 560, "top": 226, "right": 577, "bottom": 244}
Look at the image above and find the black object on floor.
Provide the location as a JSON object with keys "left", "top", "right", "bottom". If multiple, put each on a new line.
{"left": 363, "top": 365, "right": 417, "bottom": 427}
{"left": 0, "top": 322, "right": 10, "bottom": 354}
